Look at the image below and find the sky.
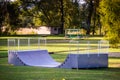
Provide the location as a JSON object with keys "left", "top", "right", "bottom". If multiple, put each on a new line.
{"left": 11, "top": 0, "right": 15, "bottom": 1}
{"left": 79, "top": 0, "right": 86, "bottom": 4}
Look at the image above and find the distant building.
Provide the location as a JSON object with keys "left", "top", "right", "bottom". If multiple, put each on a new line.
{"left": 37, "top": 26, "right": 60, "bottom": 35}
{"left": 16, "top": 26, "right": 61, "bottom": 35}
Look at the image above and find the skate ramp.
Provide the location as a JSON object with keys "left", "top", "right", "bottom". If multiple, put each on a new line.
{"left": 8, "top": 50, "right": 108, "bottom": 68}
{"left": 8, "top": 50, "right": 61, "bottom": 67}
{"left": 58, "top": 54, "right": 108, "bottom": 69}
{"left": 8, "top": 51, "right": 24, "bottom": 66}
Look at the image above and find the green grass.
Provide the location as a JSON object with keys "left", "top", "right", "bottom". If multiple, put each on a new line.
{"left": 0, "top": 53, "right": 120, "bottom": 80}
{"left": 0, "top": 35, "right": 120, "bottom": 80}
{"left": 0, "top": 35, "right": 120, "bottom": 52}
{"left": 0, "top": 66, "right": 120, "bottom": 80}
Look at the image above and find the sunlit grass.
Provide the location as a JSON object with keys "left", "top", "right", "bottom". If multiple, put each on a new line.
{"left": 0, "top": 55, "right": 120, "bottom": 80}
{"left": 109, "top": 48, "right": 120, "bottom": 52}
{"left": 109, "top": 58, "right": 120, "bottom": 67}
{"left": 0, "top": 36, "right": 120, "bottom": 53}
{"left": 0, "top": 36, "right": 120, "bottom": 80}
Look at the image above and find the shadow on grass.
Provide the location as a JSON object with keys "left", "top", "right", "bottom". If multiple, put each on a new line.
{"left": 0, "top": 50, "right": 8, "bottom": 58}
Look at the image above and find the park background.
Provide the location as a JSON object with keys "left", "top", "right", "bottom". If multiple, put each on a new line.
{"left": 0, "top": 0, "right": 120, "bottom": 80}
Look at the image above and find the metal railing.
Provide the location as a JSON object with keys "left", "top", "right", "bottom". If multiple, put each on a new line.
{"left": 8, "top": 38, "right": 46, "bottom": 51}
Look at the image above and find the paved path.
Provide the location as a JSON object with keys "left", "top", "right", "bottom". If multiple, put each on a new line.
{"left": 109, "top": 52, "right": 120, "bottom": 57}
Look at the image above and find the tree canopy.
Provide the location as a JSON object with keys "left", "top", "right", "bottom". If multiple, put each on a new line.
{"left": 0, "top": 0, "right": 120, "bottom": 47}
{"left": 99, "top": 0, "right": 120, "bottom": 47}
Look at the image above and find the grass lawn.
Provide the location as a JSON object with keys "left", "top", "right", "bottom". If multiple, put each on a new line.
{"left": 0, "top": 54, "right": 120, "bottom": 80}
{"left": 0, "top": 35, "right": 120, "bottom": 80}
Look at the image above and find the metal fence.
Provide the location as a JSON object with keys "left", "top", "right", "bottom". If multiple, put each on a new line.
{"left": 8, "top": 38, "right": 46, "bottom": 51}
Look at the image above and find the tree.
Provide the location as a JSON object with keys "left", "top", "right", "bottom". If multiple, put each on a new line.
{"left": 0, "top": 0, "right": 21, "bottom": 35}
{"left": 0, "top": 0, "right": 9, "bottom": 35}
{"left": 92, "top": 0, "right": 101, "bottom": 35}
{"left": 60, "top": 0, "right": 64, "bottom": 34}
{"left": 99, "top": 0, "right": 120, "bottom": 47}
{"left": 20, "top": 0, "right": 63, "bottom": 28}
{"left": 0, "top": 0, "right": 102, "bottom": 35}
{"left": 86, "top": 0, "right": 94, "bottom": 35}
{"left": 80, "top": 0, "right": 101, "bottom": 35}
{"left": 79, "top": 0, "right": 97, "bottom": 35}
{"left": 70, "top": 0, "right": 81, "bottom": 29}
{"left": 20, "top": 0, "right": 81, "bottom": 34}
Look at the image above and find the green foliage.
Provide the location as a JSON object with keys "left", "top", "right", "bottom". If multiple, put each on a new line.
{"left": 99, "top": 0, "right": 120, "bottom": 47}
{"left": 0, "top": 0, "right": 89, "bottom": 35}
{"left": 2, "top": 0, "right": 119, "bottom": 37}
{"left": 0, "top": 0, "right": 22, "bottom": 35}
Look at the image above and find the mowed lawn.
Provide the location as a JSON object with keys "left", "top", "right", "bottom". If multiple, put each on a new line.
{"left": 0, "top": 36, "right": 120, "bottom": 80}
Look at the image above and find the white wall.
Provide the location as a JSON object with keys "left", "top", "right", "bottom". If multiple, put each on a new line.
{"left": 37, "top": 26, "right": 51, "bottom": 34}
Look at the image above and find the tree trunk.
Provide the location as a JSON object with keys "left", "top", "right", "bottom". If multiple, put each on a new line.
{"left": 99, "top": 26, "right": 102, "bottom": 35}
{"left": 86, "top": 0, "right": 94, "bottom": 35}
{"left": 60, "top": 0, "right": 64, "bottom": 34}
{"left": 0, "top": 24, "right": 2, "bottom": 36}
{"left": 92, "top": 19, "right": 96, "bottom": 35}
{"left": 97, "top": 15, "right": 102, "bottom": 35}
{"left": 92, "top": 3, "right": 96, "bottom": 35}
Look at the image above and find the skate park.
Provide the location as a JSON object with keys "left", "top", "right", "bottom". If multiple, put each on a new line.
{"left": 0, "top": 0, "right": 120, "bottom": 79}
{"left": 8, "top": 38, "right": 109, "bottom": 69}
